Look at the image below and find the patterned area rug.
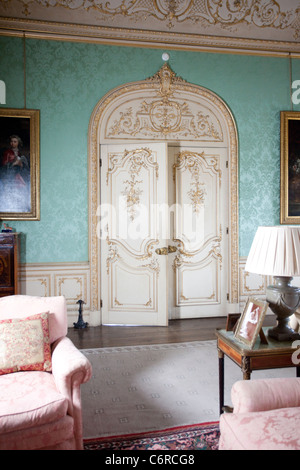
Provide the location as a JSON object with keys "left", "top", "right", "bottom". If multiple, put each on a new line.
{"left": 81, "top": 340, "right": 294, "bottom": 439}
{"left": 83, "top": 422, "right": 220, "bottom": 450}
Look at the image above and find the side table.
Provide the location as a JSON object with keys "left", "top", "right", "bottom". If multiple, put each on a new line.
{"left": 216, "top": 327, "right": 300, "bottom": 415}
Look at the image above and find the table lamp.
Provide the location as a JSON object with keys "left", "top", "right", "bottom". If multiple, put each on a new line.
{"left": 245, "top": 226, "right": 300, "bottom": 341}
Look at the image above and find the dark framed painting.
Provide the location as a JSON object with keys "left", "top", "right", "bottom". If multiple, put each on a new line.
{"left": 280, "top": 111, "right": 300, "bottom": 224}
{"left": 0, "top": 108, "right": 40, "bottom": 221}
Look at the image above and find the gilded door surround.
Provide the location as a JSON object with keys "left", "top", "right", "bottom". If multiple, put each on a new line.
{"left": 88, "top": 63, "right": 239, "bottom": 318}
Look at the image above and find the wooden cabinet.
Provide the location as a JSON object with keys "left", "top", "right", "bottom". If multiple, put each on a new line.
{"left": 0, "top": 233, "right": 19, "bottom": 297}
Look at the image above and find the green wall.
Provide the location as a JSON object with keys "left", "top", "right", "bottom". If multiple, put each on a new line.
{"left": 0, "top": 36, "right": 298, "bottom": 263}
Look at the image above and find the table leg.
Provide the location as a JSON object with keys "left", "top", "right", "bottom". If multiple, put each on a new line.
{"left": 297, "top": 366, "right": 300, "bottom": 378}
{"left": 241, "top": 356, "right": 251, "bottom": 380}
{"left": 218, "top": 348, "right": 224, "bottom": 415}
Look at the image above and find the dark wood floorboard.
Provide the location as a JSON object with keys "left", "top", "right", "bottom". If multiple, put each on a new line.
{"left": 67, "top": 316, "right": 276, "bottom": 349}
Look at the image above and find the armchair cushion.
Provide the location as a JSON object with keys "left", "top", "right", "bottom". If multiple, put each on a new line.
{"left": 0, "top": 371, "right": 68, "bottom": 434}
{"left": 0, "top": 312, "right": 52, "bottom": 375}
{"left": 0, "top": 370, "right": 76, "bottom": 450}
{"left": 219, "top": 406, "right": 300, "bottom": 450}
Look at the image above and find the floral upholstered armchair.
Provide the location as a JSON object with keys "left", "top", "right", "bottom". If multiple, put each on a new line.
{"left": 0, "top": 295, "right": 92, "bottom": 450}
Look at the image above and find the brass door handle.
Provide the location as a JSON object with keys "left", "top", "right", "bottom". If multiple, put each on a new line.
{"left": 155, "top": 247, "right": 168, "bottom": 255}
{"left": 155, "top": 246, "right": 177, "bottom": 255}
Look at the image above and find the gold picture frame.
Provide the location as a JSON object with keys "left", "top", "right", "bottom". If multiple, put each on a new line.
{"left": 0, "top": 108, "right": 40, "bottom": 220}
{"left": 280, "top": 111, "right": 300, "bottom": 224}
{"left": 234, "top": 298, "right": 269, "bottom": 349}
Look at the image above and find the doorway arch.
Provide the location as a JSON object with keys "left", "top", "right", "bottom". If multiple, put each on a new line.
{"left": 88, "top": 64, "right": 239, "bottom": 323}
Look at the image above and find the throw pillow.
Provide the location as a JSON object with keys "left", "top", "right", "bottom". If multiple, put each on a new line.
{"left": 0, "top": 312, "right": 52, "bottom": 375}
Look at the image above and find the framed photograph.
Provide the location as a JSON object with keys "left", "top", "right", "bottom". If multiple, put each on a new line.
{"left": 280, "top": 111, "right": 300, "bottom": 224}
{"left": 0, "top": 108, "right": 40, "bottom": 220}
{"left": 234, "top": 298, "right": 269, "bottom": 349}
{"left": 226, "top": 313, "right": 240, "bottom": 332}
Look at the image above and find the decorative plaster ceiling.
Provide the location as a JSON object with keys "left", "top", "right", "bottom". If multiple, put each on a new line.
{"left": 0, "top": 0, "right": 300, "bottom": 55}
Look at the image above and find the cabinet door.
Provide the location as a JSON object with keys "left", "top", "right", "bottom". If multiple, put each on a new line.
{"left": 0, "top": 235, "right": 18, "bottom": 297}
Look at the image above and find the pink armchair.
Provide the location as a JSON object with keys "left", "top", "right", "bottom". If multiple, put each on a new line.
{"left": 219, "top": 377, "right": 300, "bottom": 450}
{"left": 0, "top": 295, "right": 92, "bottom": 450}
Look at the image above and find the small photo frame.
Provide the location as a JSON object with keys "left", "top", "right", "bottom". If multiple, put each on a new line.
{"left": 226, "top": 313, "right": 240, "bottom": 332}
{"left": 234, "top": 298, "right": 269, "bottom": 348}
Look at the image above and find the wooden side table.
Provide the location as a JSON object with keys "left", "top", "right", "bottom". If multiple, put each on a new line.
{"left": 216, "top": 327, "right": 300, "bottom": 415}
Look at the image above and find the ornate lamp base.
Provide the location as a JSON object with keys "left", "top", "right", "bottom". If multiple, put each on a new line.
{"left": 266, "top": 276, "right": 300, "bottom": 342}
{"left": 267, "top": 320, "right": 300, "bottom": 341}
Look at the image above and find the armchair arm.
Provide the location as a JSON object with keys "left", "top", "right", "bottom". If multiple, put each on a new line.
{"left": 51, "top": 336, "right": 92, "bottom": 449}
{"left": 51, "top": 336, "right": 92, "bottom": 405}
{"left": 231, "top": 378, "right": 300, "bottom": 414}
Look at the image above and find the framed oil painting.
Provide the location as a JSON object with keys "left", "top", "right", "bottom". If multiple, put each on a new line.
{"left": 0, "top": 108, "right": 40, "bottom": 220}
{"left": 234, "top": 298, "right": 269, "bottom": 349}
{"left": 280, "top": 111, "right": 300, "bottom": 224}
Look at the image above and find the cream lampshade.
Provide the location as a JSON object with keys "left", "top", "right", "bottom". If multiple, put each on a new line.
{"left": 245, "top": 226, "right": 300, "bottom": 341}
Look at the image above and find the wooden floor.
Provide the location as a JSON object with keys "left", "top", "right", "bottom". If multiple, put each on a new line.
{"left": 67, "top": 316, "right": 276, "bottom": 349}
{"left": 67, "top": 318, "right": 227, "bottom": 349}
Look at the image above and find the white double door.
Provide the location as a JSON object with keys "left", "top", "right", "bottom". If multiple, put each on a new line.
{"left": 100, "top": 142, "right": 228, "bottom": 325}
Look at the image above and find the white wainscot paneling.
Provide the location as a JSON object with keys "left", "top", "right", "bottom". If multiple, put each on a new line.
{"left": 19, "top": 258, "right": 277, "bottom": 327}
{"left": 239, "top": 257, "right": 273, "bottom": 313}
{"left": 19, "top": 262, "right": 93, "bottom": 326}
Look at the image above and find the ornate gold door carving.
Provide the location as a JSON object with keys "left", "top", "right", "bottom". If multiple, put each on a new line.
{"left": 103, "top": 64, "right": 223, "bottom": 143}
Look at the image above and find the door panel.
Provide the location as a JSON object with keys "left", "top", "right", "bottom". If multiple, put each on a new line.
{"left": 100, "top": 143, "right": 168, "bottom": 325}
{"left": 101, "top": 143, "right": 229, "bottom": 325}
{"left": 168, "top": 146, "right": 228, "bottom": 319}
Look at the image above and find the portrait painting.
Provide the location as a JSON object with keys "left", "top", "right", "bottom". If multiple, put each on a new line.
{"left": 0, "top": 108, "right": 40, "bottom": 220}
{"left": 280, "top": 111, "right": 300, "bottom": 224}
{"left": 234, "top": 298, "right": 269, "bottom": 349}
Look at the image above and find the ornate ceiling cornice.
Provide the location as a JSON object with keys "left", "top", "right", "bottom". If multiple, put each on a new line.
{"left": 0, "top": 0, "right": 300, "bottom": 55}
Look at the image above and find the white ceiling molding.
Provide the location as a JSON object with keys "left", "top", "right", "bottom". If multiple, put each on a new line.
{"left": 0, "top": 0, "right": 300, "bottom": 55}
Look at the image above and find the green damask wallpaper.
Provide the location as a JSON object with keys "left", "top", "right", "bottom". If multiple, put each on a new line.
{"left": 0, "top": 36, "right": 298, "bottom": 262}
